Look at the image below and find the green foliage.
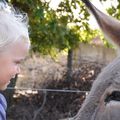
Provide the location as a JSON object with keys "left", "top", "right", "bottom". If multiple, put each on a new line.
{"left": 10, "top": 0, "right": 105, "bottom": 56}
{"left": 100, "top": 0, "right": 120, "bottom": 19}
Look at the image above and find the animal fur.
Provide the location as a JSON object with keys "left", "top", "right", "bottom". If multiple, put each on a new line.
{"left": 60, "top": 0, "right": 120, "bottom": 120}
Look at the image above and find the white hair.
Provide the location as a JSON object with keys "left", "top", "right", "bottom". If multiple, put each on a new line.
{"left": 0, "top": 1, "right": 30, "bottom": 51}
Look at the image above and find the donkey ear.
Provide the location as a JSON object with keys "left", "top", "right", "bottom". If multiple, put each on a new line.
{"left": 82, "top": 0, "right": 120, "bottom": 48}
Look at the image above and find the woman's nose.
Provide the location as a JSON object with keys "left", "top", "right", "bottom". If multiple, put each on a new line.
{"left": 16, "top": 67, "right": 21, "bottom": 74}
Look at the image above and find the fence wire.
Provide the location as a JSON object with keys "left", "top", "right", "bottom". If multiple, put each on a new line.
{"left": 5, "top": 87, "right": 90, "bottom": 119}
{"left": 7, "top": 87, "right": 89, "bottom": 93}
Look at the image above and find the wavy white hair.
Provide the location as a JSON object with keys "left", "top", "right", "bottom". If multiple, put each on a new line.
{"left": 0, "top": 0, "right": 30, "bottom": 51}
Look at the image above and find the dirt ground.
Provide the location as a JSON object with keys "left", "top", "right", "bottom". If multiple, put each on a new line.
{"left": 5, "top": 60, "right": 104, "bottom": 120}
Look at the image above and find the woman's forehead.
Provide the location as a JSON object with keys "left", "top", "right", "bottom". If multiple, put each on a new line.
{"left": 6, "top": 40, "right": 30, "bottom": 58}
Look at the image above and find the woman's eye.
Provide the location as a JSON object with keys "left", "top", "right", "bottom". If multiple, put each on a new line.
{"left": 14, "top": 61, "right": 21, "bottom": 64}
{"left": 14, "top": 59, "right": 24, "bottom": 65}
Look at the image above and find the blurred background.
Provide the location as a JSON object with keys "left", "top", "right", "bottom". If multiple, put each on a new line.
{"left": 3, "top": 0, "right": 120, "bottom": 119}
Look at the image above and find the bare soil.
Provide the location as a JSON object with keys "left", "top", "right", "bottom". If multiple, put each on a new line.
{"left": 5, "top": 61, "right": 104, "bottom": 120}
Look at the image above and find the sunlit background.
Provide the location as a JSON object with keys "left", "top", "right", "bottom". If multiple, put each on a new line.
{"left": 49, "top": 0, "right": 118, "bottom": 29}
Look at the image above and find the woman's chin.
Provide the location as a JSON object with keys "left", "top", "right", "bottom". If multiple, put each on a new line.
{"left": 0, "top": 86, "right": 7, "bottom": 91}
{"left": 0, "top": 82, "right": 10, "bottom": 90}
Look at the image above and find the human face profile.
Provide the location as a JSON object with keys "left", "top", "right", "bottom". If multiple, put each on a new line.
{"left": 0, "top": 40, "right": 30, "bottom": 90}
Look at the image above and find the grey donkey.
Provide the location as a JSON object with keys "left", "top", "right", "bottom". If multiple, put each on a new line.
{"left": 60, "top": 0, "right": 120, "bottom": 120}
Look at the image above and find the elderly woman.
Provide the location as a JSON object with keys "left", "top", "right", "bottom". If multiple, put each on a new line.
{"left": 0, "top": 1, "right": 30, "bottom": 120}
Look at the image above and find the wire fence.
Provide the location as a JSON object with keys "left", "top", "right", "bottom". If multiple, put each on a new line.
{"left": 7, "top": 86, "right": 89, "bottom": 93}
{"left": 5, "top": 86, "right": 89, "bottom": 120}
